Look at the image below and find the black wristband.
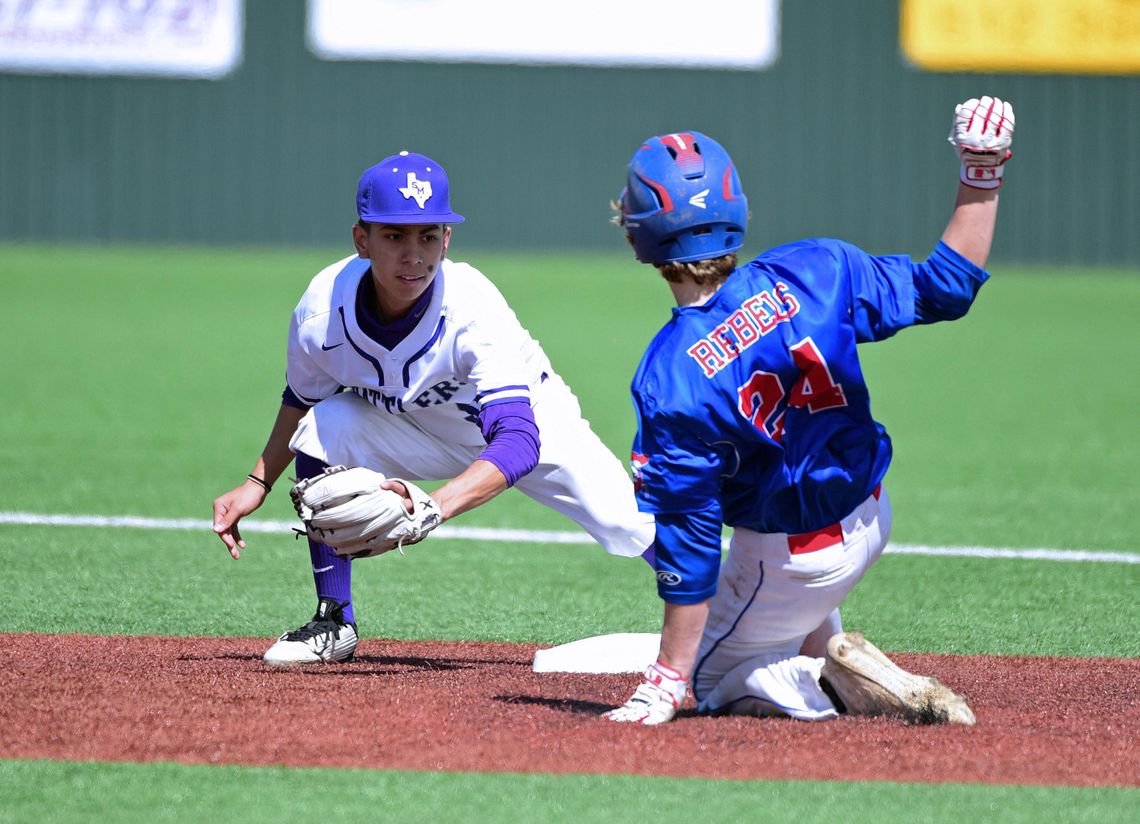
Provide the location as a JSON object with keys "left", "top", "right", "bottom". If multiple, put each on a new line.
{"left": 247, "top": 474, "right": 272, "bottom": 493}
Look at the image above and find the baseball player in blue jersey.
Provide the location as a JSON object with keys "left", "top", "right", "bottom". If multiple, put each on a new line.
{"left": 212, "top": 151, "right": 654, "bottom": 665}
{"left": 605, "top": 97, "right": 1015, "bottom": 725}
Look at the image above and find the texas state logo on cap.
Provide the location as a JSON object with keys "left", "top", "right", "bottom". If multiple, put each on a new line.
{"left": 356, "top": 151, "right": 465, "bottom": 224}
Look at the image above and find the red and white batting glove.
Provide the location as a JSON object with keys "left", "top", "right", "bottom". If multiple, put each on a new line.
{"left": 948, "top": 96, "right": 1015, "bottom": 189}
{"left": 603, "top": 661, "right": 688, "bottom": 725}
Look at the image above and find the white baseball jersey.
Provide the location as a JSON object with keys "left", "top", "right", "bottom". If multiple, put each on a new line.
{"left": 285, "top": 253, "right": 656, "bottom": 559}
{"left": 287, "top": 255, "right": 552, "bottom": 448}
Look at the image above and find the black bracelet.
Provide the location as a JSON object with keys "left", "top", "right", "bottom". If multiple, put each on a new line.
{"left": 247, "top": 474, "right": 272, "bottom": 493}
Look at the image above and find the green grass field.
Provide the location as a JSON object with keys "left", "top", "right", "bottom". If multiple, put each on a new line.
{"left": 1, "top": 244, "right": 1137, "bottom": 821}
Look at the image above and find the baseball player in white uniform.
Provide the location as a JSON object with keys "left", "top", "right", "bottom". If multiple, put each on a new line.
{"left": 213, "top": 151, "right": 654, "bottom": 664}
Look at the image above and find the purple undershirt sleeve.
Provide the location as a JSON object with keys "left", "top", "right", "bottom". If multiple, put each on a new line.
{"left": 476, "top": 400, "right": 541, "bottom": 487}
{"left": 281, "top": 385, "right": 312, "bottom": 410}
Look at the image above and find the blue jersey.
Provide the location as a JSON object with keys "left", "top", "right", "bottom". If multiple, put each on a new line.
{"left": 631, "top": 238, "right": 989, "bottom": 603}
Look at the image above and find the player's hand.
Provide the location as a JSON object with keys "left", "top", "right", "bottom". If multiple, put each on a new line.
{"left": 380, "top": 479, "right": 416, "bottom": 514}
{"left": 948, "top": 96, "right": 1015, "bottom": 189}
{"left": 212, "top": 480, "right": 268, "bottom": 559}
{"left": 603, "top": 661, "right": 688, "bottom": 725}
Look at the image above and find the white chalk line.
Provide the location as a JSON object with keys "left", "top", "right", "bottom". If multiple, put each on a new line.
{"left": 0, "top": 511, "right": 1135, "bottom": 565}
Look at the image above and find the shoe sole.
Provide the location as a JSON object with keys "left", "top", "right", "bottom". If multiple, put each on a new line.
{"left": 263, "top": 648, "right": 356, "bottom": 666}
{"left": 822, "top": 632, "right": 975, "bottom": 725}
{"left": 262, "top": 632, "right": 358, "bottom": 667}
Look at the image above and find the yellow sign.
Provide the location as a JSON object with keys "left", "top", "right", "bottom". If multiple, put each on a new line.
{"left": 901, "top": 0, "right": 1140, "bottom": 74}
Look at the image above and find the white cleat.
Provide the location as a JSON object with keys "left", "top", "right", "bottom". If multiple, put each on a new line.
{"left": 263, "top": 597, "right": 358, "bottom": 666}
{"left": 821, "top": 632, "right": 976, "bottom": 725}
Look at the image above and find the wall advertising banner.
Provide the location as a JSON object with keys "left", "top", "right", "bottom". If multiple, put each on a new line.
{"left": 0, "top": 0, "right": 244, "bottom": 78}
{"left": 307, "top": 0, "right": 780, "bottom": 70}
{"left": 901, "top": 0, "right": 1140, "bottom": 75}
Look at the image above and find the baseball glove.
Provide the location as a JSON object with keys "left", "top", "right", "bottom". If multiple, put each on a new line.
{"left": 290, "top": 465, "right": 442, "bottom": 559}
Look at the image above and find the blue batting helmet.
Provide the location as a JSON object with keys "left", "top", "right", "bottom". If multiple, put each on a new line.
{"left": 619, "top": 132, "right": 747, "bottom": 264}
{"left": 356, "top": 151, "right": 465, "bottom": 224}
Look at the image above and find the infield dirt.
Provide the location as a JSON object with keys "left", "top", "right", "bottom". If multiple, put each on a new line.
{"left": 5, "top": 633, "right": 1136, "bottom": 787}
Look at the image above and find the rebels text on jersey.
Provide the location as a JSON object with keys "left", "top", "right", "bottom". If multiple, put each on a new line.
{"left": 631, "top": 238, "right": 989, "bottom": 541}
{"left": 287, "top": 256, "right": 552, "bottom": 446}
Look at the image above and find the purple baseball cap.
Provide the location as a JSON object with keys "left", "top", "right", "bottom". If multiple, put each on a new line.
{"left": 356, "top": 151, "right": 465, "bottom": 224}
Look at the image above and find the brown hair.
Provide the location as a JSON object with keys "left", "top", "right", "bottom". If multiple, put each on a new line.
{"left": 653, "top": 254, "right": 737, "bottom": 286}
{"left": 611, "top": 200, "right": 737, "bottom": 285}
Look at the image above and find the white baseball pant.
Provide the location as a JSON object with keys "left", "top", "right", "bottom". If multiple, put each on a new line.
{"left": 288, "top": 374, "right": 655, "bottom": 558}
{"left": 693, "top": 487, "right": 892, "bottom": 720}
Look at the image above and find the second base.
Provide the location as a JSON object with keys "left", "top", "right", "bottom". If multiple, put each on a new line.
{"left": 532, "top": 633, "right": 661, "bottom": 673}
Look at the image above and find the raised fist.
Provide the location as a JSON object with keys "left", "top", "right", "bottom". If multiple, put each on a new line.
{"left": 948, "top": 96, "right": 1015, "bottom": 189}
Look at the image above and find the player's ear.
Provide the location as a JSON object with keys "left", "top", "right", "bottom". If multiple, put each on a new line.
{"left": 441, "top": 225, "right": 452, "bottom": 255}
{"left": 352, "top": 222, "right": 370, "bottom": 258}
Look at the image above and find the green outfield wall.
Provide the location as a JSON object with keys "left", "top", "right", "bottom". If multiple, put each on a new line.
{"left": 1, "top": 0, "right": 1137, "bottom": 264}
